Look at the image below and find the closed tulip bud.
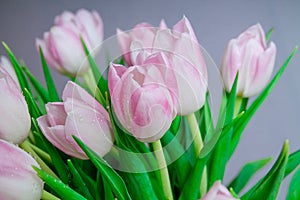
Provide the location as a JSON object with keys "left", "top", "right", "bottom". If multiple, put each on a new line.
{"left": 201, "top": 181, "right": 237, "bottom": 200}
{"left": 0, "top": 139, "right": 43, "bottom": 200}
{"left": 116, "top": 16, "right": 208, "bottom": 115}
{"left": 37, "top": 81, "right": 113, "bottom": 159}
{"left": 220, "top": 23, "right": 276, "bottom": 97}
{"left": 36, "top": 9, "right": 103, "bottom": 76}
{"left": 108, "top": 53, "right": 178, "bottom": 142}
{"left": 0, "top": 68, "right": 31, "bottom": 144}
{"left": 154, "top": 16, "right": 208, "bottom": 115}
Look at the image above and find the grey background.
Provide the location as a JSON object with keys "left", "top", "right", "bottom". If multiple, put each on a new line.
{"left": 0, "top": 0, "right": 299, "bottom": 198}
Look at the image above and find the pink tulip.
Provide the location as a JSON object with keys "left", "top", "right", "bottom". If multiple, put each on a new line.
{"left": 108, "top": 53, "right": 177, "bottom": 142}
{"left": 201, "top": 181, "right": 237, "bottom": 200}
{"left": 0, "top": 56, "right": 19, "bottom": 87}
{"left": 0, "top": 67, "right": 31, "bottom": 144}
{"left": 220, "top": 23, "right": 276, "bottom": 97}
{"left": 37, "top": 81, "right": 113, "bottom": 159}
{"left": 116, "top": 16, "right": 208, "bottom": 115}
{"left": 36, "top": 9, "right": 103, "bottom": 76}
{"left": 0, "top": 139, "right": 43, "bottom": 200}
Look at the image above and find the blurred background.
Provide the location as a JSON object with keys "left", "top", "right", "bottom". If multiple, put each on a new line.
{"left": 0, "top": 0, "right": 299, "bottom": 198}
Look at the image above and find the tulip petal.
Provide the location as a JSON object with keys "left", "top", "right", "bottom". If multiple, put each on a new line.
{"left": 48, "top": 26, "right": 88, "bottom": 75}
{"left": 76, "top": 9, "right": 103, "bottom": 48}
{"left": 0, "top": 139, "right": 43, "bottom": 200}
{"left": 37, "top": 115, "right": 86, "bottom": 159}
{"left": 36, "top": 34, "right": 62, "bottom": 72}
{"left": 64, "top": 99, "right": 113, "bottom": 157}
{"left": 0, "top": 56, "right": 19, "bottom": 86}
{"left": 63, "top": 81, "right": 108, "bottom": 116}
{"left": 45, "top": 102, "right": 67, "bottom": 126}
{"left": 0, "top": 76, "right": 31, "bottom": 144}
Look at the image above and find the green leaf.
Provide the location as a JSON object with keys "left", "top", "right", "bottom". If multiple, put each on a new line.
{"left": 34, "top": 166, "right": 86, "bottom": 200}
{"left": 178, "top": 156, "right": 208, "bottom": 200}
{"left": 285, "top": 149, "right": 300, "bottom": 177}
{"left": 31, "top": 118, "right": 70, "bottom": 184}
{"left": 22, "top": 66, "right": 50, "bottom": 103}
{"left": 23, "top": 88, "right": 42, "bottom": 118}
{"left": 170, "top": 116, "right": 181, "bottom": 134}
{"left": 73, "top": 136, "right": 132, "bottom": 200}
{"left": 266, "top": 28, "right": 274, "bottom": 43}
{"left": 230, "top": 46, "right": 298, "bottom": 157}
{"left": 287, "top": 167, "right": 300, "bottom": 200}
{"left": 102, "top": 175, "right": 115, "bottom": 200}
{"left": 203, "top": 93, "right": 215, "bottom": 141}
{"left": 80, "top": 37, "right": 101, "bottom": 82}
{"left": 76, "top": 167, "right": 97, "bottom": 199}
{"left": 2, "top": 42, "right": 31, "bottom": 94}
{"left": 228, "top": 157, "right": 272, "bottom": 194}
{"left": 67, "top": 159, "right": 94, "bottom": 200}
{"left": 119, "top": 172, "right": 159, "bottom": 200}
{"left": 242, "top": 140, "right": 289, "bottom": 200}
{"left": 39, "top": 46, "right": 60, "bottom": 102}
{"left": 209, "top": 73, "right": 238, "bottom": 185}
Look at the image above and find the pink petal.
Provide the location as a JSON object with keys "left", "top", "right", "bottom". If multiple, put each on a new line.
{"left": 64, "top": 99, "right": 113, "bottom": 157}
{"left": 45, "top": 102, "right": 67, "bottom": 126}
{"left": 0, "top": 139, "right": 43, "bottom": 200}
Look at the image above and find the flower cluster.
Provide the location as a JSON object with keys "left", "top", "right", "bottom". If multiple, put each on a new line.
{"left": 0, "top": 8, "right": 298, "bottom": 200}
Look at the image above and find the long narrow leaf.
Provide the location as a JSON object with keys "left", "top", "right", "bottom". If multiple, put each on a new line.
{"left": 22, "top": 66, "right": 50, "bottom": 102}
{"left": 2, "top": 42, "right": 31, "bottom": 93}
{"left": 242, "top": 141, "right": 289, "bottom": 200}
{"left": 286, "top": 167, "right": 300, "bottom": 200}
{"left": 209, "top": 73, "right": 238, "bottom": 185}
{"left": 74, "top": 136, "right": 132, "bottom": 200}
{"left": 285, "top": 149, "right": 300, "bottom": 177}
{"left": 39, "top": 46, "right": 60, "bottom": 102}
{"left": 228, "top": 157, "right": 272, "bottom": 194}
{"left": 67, "top": 159, "right": 94, "bottom": 200}
{"left": 34, "top": 167, "right": 86, "bottom": 200}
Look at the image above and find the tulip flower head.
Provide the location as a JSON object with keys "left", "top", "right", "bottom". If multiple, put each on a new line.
{"left": 109, "top": 53, "right": 178, "bottom": 142}
{"left": 37, "top": 81, "right": 113, "bottom": 159}
{"left": 0, "top": 139, "right": 43, "bottom": 200}
{"left": 36, "top": 9, "right": 103, "bottom": 76}
{"left": 220, "top": 23, "right": 276, "bottom": 97}
{"left": 0, "top": 67, "right": 31, "bottom": 144}
{"left": 117, "top": 16, "right": 208, "bottom": 115}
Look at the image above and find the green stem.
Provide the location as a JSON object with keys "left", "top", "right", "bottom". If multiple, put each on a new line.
{"left": 186, "top": 113, "right": 207, "bottom": 195}
{"left": 29, "top": 142, "right": 52, "bottom": 164}
{"left": 20, "top": 140, "right": 59, "bottom": 180}
{"left": 234, "top": 96, "right": 243, "bottom": 117}
{"left": 41, "top": 190, "right": 61, "bottom": 200}
{"left": 82, "top": 68, "right": 106, "bottom": 105}
{"left": 186, "top": 113, "right": 203, "bottom": 154}
{"left": 152, "top": 140, "right": 173, "bottom": 200}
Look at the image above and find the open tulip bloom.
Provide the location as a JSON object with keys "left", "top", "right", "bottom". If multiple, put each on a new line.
{"left": 0, "top": 9, "right": 299, "bottom": 200}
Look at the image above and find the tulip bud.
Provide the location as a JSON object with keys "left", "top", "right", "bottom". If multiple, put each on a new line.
{"left": 154, "top": 16, "right": 207, "bottom": 115}
{"left": 0, "top": 139, "right": 43, "bottom": 200}
{"left": 0, "top": 68, "right": 31, "bottom": 144}
{"left": 37, "top": 81, "right": 113, "bottom": 159}
{"left": 108, "top": 53, "right": 177, "bottom": 142}
{"left": 116, "top": 16, "right": 208, "bottom": 115}
{"left": 201, "top": 181, "right": 237, "bottom": 200}
{"left": 36, "top": 9, "right": 103, "bottom": 76}
{"left": 220, "top": 23, "right": 276, "bottom": 97}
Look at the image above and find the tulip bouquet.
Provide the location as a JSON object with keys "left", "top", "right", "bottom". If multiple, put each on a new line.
{"left": 0, "top": 8, "right": 299, "bottom": 200}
